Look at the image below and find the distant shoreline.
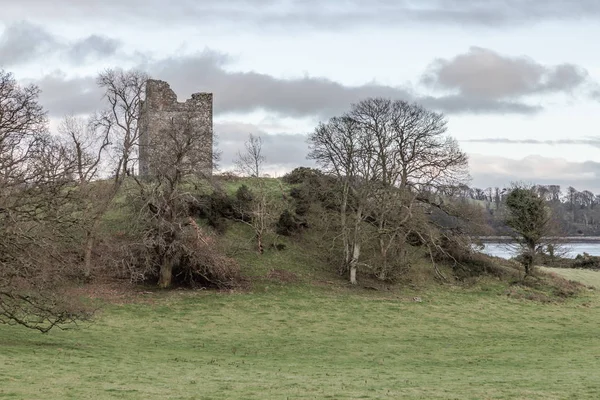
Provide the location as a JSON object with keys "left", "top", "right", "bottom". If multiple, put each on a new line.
{"left": 476, "top": 236, "right": 600, "bottom": 243}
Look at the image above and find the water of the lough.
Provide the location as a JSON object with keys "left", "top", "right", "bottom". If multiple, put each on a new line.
{"left": 480, "top": 238, "right": 600, "bottom": 259}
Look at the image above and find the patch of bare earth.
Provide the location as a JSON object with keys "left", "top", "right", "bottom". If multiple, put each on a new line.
{"left": 66, "top": 279, "right": 156, "bottom": 305}
{"left": 266, "top": 269, "right": 299, "bottom": 283}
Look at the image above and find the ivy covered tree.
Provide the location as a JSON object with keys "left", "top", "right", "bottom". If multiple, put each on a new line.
{"left": 505, "top": 186, "right": 557, "bottom": 277}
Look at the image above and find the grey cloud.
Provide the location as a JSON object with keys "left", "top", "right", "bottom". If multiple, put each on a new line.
{"left": 144, "top": 51, "right": 541, "bottom": 117}
{"left": 422, "top": 47, "right": 589, "bottom": 101}
{"left": 544, "top": 64, "right": 589, "bottom": 92}
{"left": 31, "top": 51, "right": 412, "bottom": 118}
{"left": 469, "top": 154, "right": 600, "bottom": 193}
{"left": 591, "top": 86, "right": 600, "bottom": 101}
{"left": 145, "top": 52, "right": 414, "bottom": 118}
{"left": 33, "top": 72, "right": 103, "bottom": 116}
{"left": 463, "top": 138, "right": 600, "bottom": 147}
{"left": 32, "top": 48, "right": 581, "bottom": 118}
{"left": 421, "top": 95, "right": 541, "bottom": 115}
{"left": 2, "top": 1, "right": 600, "bottom": 28}
{"left": 0, "top": 21, "right": 57, "bottom": 65}
{"left": 0, "top": 21, "right": 121, "bottom": 66}
{"left": 67, "top": 35, "right": 122, "bottom": 64}
{"left": 215, "top": 122, "right": 312, "bottom": 171}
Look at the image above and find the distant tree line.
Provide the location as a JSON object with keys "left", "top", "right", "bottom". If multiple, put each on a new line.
{"left": 453, "top": 184, "right": 600, "bottom": 236}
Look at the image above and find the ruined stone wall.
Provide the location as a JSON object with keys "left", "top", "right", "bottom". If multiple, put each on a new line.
{"left": 138, "top": 79, "right": 213, "bottom": 177}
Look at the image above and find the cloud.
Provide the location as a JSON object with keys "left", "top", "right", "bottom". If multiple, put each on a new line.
{"left": 420, "top": 95, "right": 542, "bottom": 115}
{"left": 469, "top": 154, "right": 600, "bottom": 193}
{"left": 144, "top": 52, "right": 416, "bottom": 118}
{"left": 591, "top": 87, "right": 600, "bottom": 101}
{"left": 143, "top": 51, "right": 552, "bottom": 117}
{"left": 422, "top": 47, "right": 590, "bottom": 103}
{"left": 463, "top": 137, "right": 600, "bottom": 148}
{"left": 0, "top": 21, "right": 121, "bottom": 66}
{"left": 2, "top": 1, "right": 600, "bottom": 29}
{"left": 32, "top": 72, "right": 102, "bottom": 116}
{"left": 67, "top": 35, "right": 122, "bottom": 64}
{"left": 27, "top": 50, "right": 415, "bottom": 118}
{"left": 0, "top": 21, "right": 57, "bottom": 65}
{"left": 29, "top": 48, "right": 592, "bottom": 118}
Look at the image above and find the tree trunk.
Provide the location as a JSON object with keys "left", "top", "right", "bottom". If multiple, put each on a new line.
{"left": 158, "top": 257, "right": 173, "bottom": 288}
{"left": 349, "top": 241, "right": 361, "bottom": 284}
{"left": 350, "top": 264, "right": 357, "bottom": 285}
{"left": 82, "top": 181, "right": 122, "bottom": 279}
{"left": 83, "top": 230, "right": 95, "bottom": 279}
{"left": 257, "top": 233, "right": 264, "bottom": 254}
{"left": 340, "top": 183, "right": 350, "bottom": 269}
{"left": 378, "top": 218, "right": 387, "bottom": 280}
{"left": 82, "top": 216, "right": 104, "bottom": 279}
{"left": 524, "top": 243, "right": 536, "bottom": 277}
{"left": 524, "top": 260, "right": 531, "bottom": 277}
{"left": 349, "top": 205, "right": 363, "bottom": 284}
{"left": 122, "top": 151, "right": 129, "bottom": 178}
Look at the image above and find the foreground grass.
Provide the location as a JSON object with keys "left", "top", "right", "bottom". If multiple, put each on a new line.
{"left": 1, "top": 283, "right": 600, "bottom": 399}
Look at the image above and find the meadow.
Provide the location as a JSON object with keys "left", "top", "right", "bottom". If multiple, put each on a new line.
{"left": 1, "top": 272, "right": 599, "bottom": 399}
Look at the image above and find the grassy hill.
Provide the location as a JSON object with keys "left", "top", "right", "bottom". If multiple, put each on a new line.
{"left": 2, "top": 175, "right": 599, "bottom": 399}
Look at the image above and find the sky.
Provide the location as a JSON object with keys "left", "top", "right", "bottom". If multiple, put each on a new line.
{"left": 1, "top": 0, "right": 600, "bottom": 192}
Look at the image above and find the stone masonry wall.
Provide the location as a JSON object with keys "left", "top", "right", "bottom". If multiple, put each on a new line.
{"left": 138, "top": 79, "right": 213, "bottom": 177}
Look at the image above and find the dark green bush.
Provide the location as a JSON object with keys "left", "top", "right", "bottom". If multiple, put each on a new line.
{"left": 235, "top": 184, "right": 253, "bottom": 204}
{"left": 276, "top": 209, "right": 307, "bottom": 236}
{"left": 190, "top": 191, "right": 236, "bottom": 233}
{"left": 282, "top": 167, "right": 323, "bottom": 184}
{"left": 570, "top": 253, "right": 600, "bottom": 270}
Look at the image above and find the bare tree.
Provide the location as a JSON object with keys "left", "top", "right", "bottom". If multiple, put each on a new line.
{"left": 548, "top": 185, "right": 561, "bottom": 203}
{"left": 58, "top": 115, "right": 109, "bottom": 184}
{"left": 234, "top": 134, "right": 265, "bottom": 177}
{"left": 57, "top": 115, "right": 112, "bottom": 278}
{"left": 309, "top": 115, "right": 375, "bottom": 284}
{"left": 233, "top": 134, "right": 280, "bottom": 253}
{"left": 130, "top": 112, "right": 218, "bottom": 288}
{"left": 235, "top": 184, "right": 282, "bottom": 254}
{"left": 95, "top": 69, "right": 147, "bottom": 179}
{"left": 0, "top": 70, "right": 91, "bottom": 331}
{"left": 352, "top": 99, "right": 468, "bottom": 280}
{"left": 62, "top": 69, "right": 148, "bottom": 279}
{"left": 308, "top": 98, "right": 469, "bottom": 284}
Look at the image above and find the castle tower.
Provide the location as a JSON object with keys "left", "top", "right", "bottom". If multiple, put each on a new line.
{"left": 138, "top": 80, "right": 213, "bottom": 177}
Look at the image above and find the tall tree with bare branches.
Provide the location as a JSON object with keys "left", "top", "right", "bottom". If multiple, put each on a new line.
{"left": 308, "top": 115, "right": 371, "bottom": 284}
{"left": 66, "top": 69, "right": 148, "bottom": 278}
{"left": 57, "top": 115, "right": 112, "bottom": 277}
{"left": 308, "top": 98, "right": 469, "bottom": 284}
{"left": 95, "top": 68, "right": 147, "bottom": 179}
{"left": 234, "top": 133, "right": 265, "bottom": 177}
{"left": 0, "top": 70, "right": 91, "bottom": 331}
{"left": 131, "top": 112, "right": 218, "bottom": 288}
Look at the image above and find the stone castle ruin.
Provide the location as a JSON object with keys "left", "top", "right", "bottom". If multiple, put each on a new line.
{"left": 138, "top": 80, "right": 213, "bottom": 177}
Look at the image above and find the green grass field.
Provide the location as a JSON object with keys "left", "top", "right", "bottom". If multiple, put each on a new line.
{"left": 2, "top": 281, "right": 600, "bottom": 399}
{"left": 541, "top": 267, "right": 600, "bottom": 289}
